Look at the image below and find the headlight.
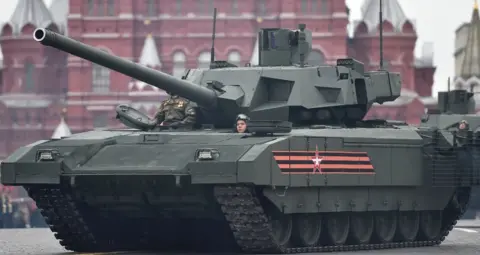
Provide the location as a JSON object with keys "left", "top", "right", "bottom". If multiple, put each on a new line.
{"left": 36, "top": 149, "right": 59, "bottom": 162}
{"left": 195, "top": 149, "right": 220, "bottom": 161}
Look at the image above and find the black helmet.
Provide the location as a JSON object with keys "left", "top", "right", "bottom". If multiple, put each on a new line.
{"left": 236, "top": 114, "right": 250, "bottom": 122}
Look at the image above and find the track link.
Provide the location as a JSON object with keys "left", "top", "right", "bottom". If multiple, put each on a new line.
{"left": 214, "top": 185, "right": 469, "bottom": 254}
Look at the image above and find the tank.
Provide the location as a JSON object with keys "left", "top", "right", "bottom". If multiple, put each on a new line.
{"left": 421, "top": 86, "right": 480, "bottom": 219}
{"left": 0, "top": 25, "right": 479, "bottom": 254}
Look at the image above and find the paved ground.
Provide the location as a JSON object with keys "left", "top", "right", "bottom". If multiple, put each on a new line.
{"left": 1, "top": 227, "right": 480, "bottom": 255}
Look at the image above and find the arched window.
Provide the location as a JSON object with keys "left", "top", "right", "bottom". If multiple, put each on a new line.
{"left": 24, "top": 60, "right": 35, "bottom": 92}
{"left": 172, "top": 51, "right": 186, "bottom": 78}
{"left": 228, "top": 51, "right": 241, "bottom": 66}
{"left": 92, "top": 63, "right": 110, "bottom": 92}
{"left": 197, "top": 52, "right": 210, "bottom": 69}
{"left": 307, "top": 50, "right": 325, "bottom": 66}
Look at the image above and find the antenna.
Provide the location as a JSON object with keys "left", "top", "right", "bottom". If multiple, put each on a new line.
{"left": 446, "top": 77, "right": 451, "bottom": 113}
{"left": 447, "top": 76, "right": 451, "bottom": 92}
{"left": 379, "top": 0, "right": 384, "bottom": 70}
{"left": 210, "top": 8, "right": 217, "bottom": 65}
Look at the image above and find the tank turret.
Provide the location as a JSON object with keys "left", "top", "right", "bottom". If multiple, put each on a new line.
{"left": 33, "top": 27, "right": 401, "bottom": 128}
{"left": 421, "top": 82, "right": 478, "bottom": 130}
{"left": 436, "top": 89, "right": 475, "bottom": 114}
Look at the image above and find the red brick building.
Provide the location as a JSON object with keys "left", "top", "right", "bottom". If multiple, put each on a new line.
{"left": 0, "top": 0, "right": 436, "bottom": 159}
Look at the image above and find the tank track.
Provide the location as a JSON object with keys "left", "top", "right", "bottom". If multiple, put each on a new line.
{"left": 25, "top": 186, "right": 126, "bottom": 252}
{"left": 213, "top": 185, "right": 469, "bottom": 254}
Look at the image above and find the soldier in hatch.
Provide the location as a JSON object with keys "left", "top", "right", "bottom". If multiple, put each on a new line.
{"left": 235, "top": 114, "right": 249, "bottom": 133}
{"left": 154, "top": 92, "right": 196, "bottom": 127}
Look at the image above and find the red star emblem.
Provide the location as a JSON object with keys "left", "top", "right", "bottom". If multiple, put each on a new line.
{"left": 312, "top": 145, "right": 323, "bottom": 173}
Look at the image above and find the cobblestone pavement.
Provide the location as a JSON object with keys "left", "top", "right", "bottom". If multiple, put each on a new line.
{"left": 1, "top": 227, "right": 480, "bottom": 255}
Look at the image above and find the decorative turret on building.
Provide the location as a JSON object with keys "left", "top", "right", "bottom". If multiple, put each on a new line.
{"left": 51, "top": 108, "right": 71, "bottom": 139}
{"left": 49, "top": 0, "right": 69, "bottom": 35}
{"left": 351, "top": 0, "right": 416, "bottom": 78}
{"left": 0, "top": 0, "right": 59, "bottom": 94}
{"left": 0, "top": 0, "right": 68, "bottom": 157}
{"left": 350, "top": 0, "right": 436, "bottom": 124}
{"left": 455, "top": 0, "right": 480, "bottom": 93}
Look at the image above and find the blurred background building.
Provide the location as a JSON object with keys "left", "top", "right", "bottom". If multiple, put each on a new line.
{"left": 0, "top": 0, "right": 437, "bottom": 160}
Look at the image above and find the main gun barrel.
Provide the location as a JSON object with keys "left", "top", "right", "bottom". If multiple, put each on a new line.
{"left": 33, "top": 28, "right": 217, "bottom": 108}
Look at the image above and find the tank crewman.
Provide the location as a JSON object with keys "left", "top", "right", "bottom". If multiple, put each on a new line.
{"left": 457, "top": 119, "right": 470, "bottom": 141}
{"left": 154, "top": 92, "right": 197, "bottom": 127}
{"left": 235, "top": 114, "right": 250, "bottom": 133}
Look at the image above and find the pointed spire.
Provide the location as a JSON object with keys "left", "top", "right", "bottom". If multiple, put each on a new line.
{"left": 359, "top": 0, "right": 410, "bottom": 33}
{"left": 51, "top": 108, "right": 71, "bottom": 139}
{"left": 129, "top": 33, "right": 162, "bottom": 91}
{"left": 472, "top": 0, "right": 479, "bottom": 22}
{"left": 49, "top": 0, "right": 69, "bottom": 34}
{"left": 139, "top": 33, "right": 162, "bottom": 68}
{"left": 10, "top": 0, "right": 55, "bottom": 34}
{"left": 458, "top": 1, "right": 480, "bottom": 80}
{"left": 250, "top": 36, "right": 259, "bottom": 66}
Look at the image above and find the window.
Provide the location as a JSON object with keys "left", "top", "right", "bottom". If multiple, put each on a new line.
{"left": 228, "top": 51, "right": 241, "bottom": 66}
{"left": 311, "top": 0, "right": 317, "bottom": 13}
{"left": 97, "top": 0, "right": 104, "bottom": 16}
{"left": 175, "top": 0, "right": 182, "bottom": 15}
{"left": 146, "top": 0, "right": 156, "bottom": 16}
{"left": 321, "top": 0, "right": 329, "bottom": 14}
{"left": 172, "top": 52, "right": 186, "bottom": 78}
{"left": 197, "top": 0, "right": 204, "bottom": 14}
{"left": 85, "top": 0, "right": 115, "bottom": 16}
{"left": 208, "top": 0, "right": 214, "bottom": 14}
{"left": 87, "top": 0, "right": 94, "bottom": 15}
{"left": 257, "top": 0, "right": 266, "bottom": 16}
{"left": 25, "top": 112, "right": 30, "bottom": 124}
{"left": 301, "top": 0, "right": 308, "bottom": 14}
{"left": 93, "top": 113, "right": 109, "bottom": 128}
{"left": 307, "top": 50, "right": 325, "bottom": 66}
{"left": 197, "top": 52, "right": 211, "bottom": 69}
{"left": 24, "top": 60, "right": 35, "bottom": 92}
{"left": 10, "top": 111, "right": 17, "bottom": 124}
{"left": 36, "top": 112, "right": 42, "bottom": 124}
{"left": 107, "top": 0, "right": 115, "bottom": 16}
{"left": 232, "top": 0, "right": 238, "bottom": 15}
{"left": 92, "top": 63, "right": 110, "bottom": 92}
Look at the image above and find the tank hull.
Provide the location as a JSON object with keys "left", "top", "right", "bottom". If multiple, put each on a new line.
{"left": 1, "top": 127, "right": 477, "bottom": 253}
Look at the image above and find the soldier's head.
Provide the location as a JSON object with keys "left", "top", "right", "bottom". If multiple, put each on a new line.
{"left": 236, "top": 114, "right": 249, "bottom": 133}
{"left": 459, "top": 120, "right": 469, "bottom": 130}
{"left": 166, "top": 91, "right": 178, "bottom": 98}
